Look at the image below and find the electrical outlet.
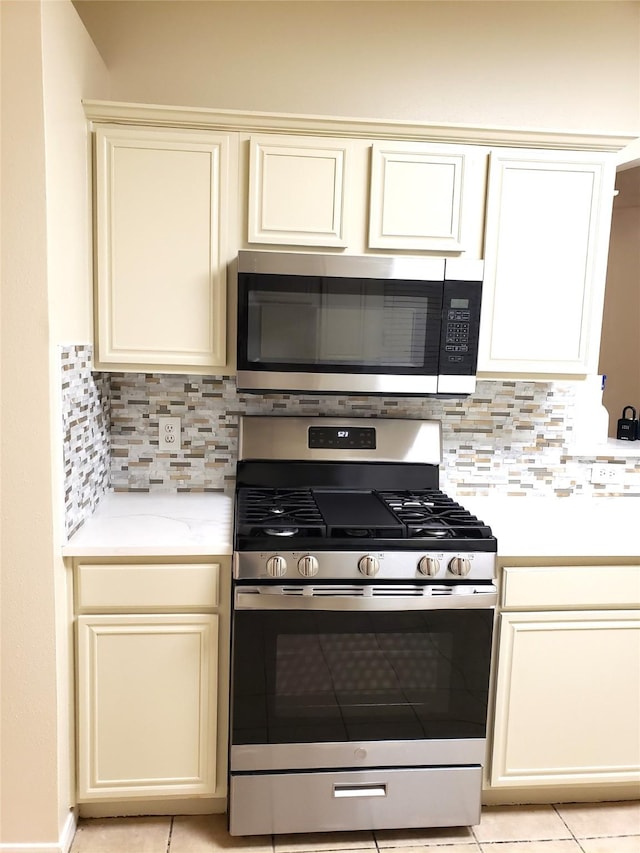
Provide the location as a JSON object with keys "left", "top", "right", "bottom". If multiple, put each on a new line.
{"left": 158, "top": 416, "right": 181, "bottom": 452}
{"left": 590, "top": 463, "right": 622, "bottom": 485}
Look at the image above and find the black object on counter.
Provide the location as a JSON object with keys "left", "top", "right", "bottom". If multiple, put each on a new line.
{"left": 616, "top": 406, "right": 639, "bottom": 441}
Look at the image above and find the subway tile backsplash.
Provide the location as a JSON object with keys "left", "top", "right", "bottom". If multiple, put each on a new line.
{"left": 61, "top": 348, "right": 640, "bottom": 534}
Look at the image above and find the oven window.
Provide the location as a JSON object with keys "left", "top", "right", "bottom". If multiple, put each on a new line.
{"left": 231, "top": 608, "right": 493, "bottom": 745}
{"left": 239, "top": 274, "right": 443, "bottom": 372}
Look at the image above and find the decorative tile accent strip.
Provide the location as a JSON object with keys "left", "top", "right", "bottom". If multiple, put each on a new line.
{"left": 109, "top": 374, "right": 640, "bottom": 497}
{"left": 61, "top": 345, "right": 110, "bottom": 536}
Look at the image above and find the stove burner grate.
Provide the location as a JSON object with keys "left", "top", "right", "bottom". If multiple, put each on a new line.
{"left": 236, "top": 487, "right": 493, "bottom": 543}
{"left": 379, "top": 490, "right": 493, "bottom": 539}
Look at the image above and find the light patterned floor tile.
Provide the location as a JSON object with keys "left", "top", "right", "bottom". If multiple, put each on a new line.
{"left": 71, "top": 816, "right": 171, "bottom": 853}
{"left": 379, "top": 846, "right": 480, "bottom": 853}
{"left": 579, "top": 836, "right": 640, "bottom": 853}
{"left": 478, "top": 841, "right": 582, "bottom": 853}
{"left": 273, "top": 830, "right": 376, "bottom": 852}
{"left": 472, "top": 805, "right": 571, "bottom": 844}
{"left": 374, "top": 825, "right": 476, "bottom": 846}
{"left": 554, "top": 801, "right": 640, "bottom": 838}
{"left": 170, "top": 814, "right": 274, "bottom": 853}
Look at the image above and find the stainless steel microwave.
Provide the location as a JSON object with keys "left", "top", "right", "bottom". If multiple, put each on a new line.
{"left": 236, "top": 251, "right": 483, "bottom": 395}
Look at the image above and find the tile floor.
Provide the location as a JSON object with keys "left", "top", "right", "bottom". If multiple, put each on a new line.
{"left": 70, "top": 801, "right": 640, "bottom": 853}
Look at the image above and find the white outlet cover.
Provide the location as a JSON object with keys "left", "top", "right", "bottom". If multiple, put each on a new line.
{"left": 158, "top": 416, "right": 181, "bottom": 452}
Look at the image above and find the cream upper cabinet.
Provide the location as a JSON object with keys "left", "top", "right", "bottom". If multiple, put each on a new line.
{"left": 248, "top": 135, "right": 349, "bottom": 247}
{"left": 490, "top": 565, "right": 640, "bottom": 789}
{"left": 368, "top": 142, "right": 487, "bottom": 253}
{"left": 478, "top": 150, "right": 616, "bottom": 375}
{"left": 94, "top": 125, "right": 237, "bottom": 372}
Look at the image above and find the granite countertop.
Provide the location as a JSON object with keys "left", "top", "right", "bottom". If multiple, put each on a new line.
{"left": 62, "top": 491, "right": 234, "bottom": 557}
{"left": 63, "top": 490, "right": 640, "bottom": 561}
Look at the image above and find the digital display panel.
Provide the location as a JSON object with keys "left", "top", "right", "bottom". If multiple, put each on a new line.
{"left": 450, "top": 298, "right": 470, "bottom": 309}
{"left": 308, "top": 426, "right": 376, "bottom": 449}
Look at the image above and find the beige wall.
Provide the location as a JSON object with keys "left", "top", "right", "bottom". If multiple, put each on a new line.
{"left": 0, "top": 0, "right": 108, "bottom": 847}
{"left": 73, "top": 0, "right": 640, "bottom": 133}
{"left": 601, "top": 167, "right": 640, "bottom": 434}
{"left": 1, "top": 2, "right": 60, "bottom": 842}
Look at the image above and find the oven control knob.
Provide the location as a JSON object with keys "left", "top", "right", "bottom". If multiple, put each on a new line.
{"left": 418, "top": 556, "right": 440, "bottom": 577}
{"left": 298, "top": 555, "right": 319, "bottom": 577}
{"left": 358, "top": 555, "right": 380, "bottom": 577}
{"left": 449, "top": 557, "right": 471, "bottom": 577}
{"left": 266, "top": 555, "right": 287, "bottom": 578}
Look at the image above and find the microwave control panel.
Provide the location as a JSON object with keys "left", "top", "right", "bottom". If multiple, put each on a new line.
{"left": 440, "top": 282, "right": 481, "bottom": 373}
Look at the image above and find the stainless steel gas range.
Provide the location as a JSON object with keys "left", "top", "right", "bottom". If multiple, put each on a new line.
{"left": 229, "top": 416, "right": 497, "bottom": 836}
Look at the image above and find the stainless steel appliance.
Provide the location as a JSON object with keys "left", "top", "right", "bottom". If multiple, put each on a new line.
{"left": 229, "top": 416, "right": 497, "bottom": 836}
{"left": 236, "top": 251, "right": 483, "bottom": 396}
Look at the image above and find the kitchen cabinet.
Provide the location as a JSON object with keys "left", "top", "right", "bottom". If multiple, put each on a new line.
{"left": 93, "top": 125, "right": 237, "bottom": 373}
{"left": 74, "top": 560, "right": 229, "bottom": 801}
{"left": 490, "top": 564, "right": 640, "bottom": 789}
{"left": 368, "top": 141, "right": 487, "bottom": 253}
{"left": 478, "top": 150, "right": 616, "bottom": 375}
{"left": 247, "top": 134, "right": 349, "bottom": 247}
{"left": 246, "top": 135, "right": 487, "bottom": 256}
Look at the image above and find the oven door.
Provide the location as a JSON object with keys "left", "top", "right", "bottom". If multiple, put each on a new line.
{"left": 236, "top": 269, "right": 444, "bottom": 394}
{"left": 230, "top": 583, "right": 496, "bottom": 773}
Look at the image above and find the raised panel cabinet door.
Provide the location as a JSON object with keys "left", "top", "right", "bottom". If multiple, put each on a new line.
{"left": 491, "top": 610, "right": 640, "bottom": 787}
{"left": 77, "top": 613, "right": 218, "bottom": 800}
{"left": 368, "top": 142, "right": 487, "bottom": 253}
{"left": 95, "top": 126, "right": 235, "bottom": 370}
{"left": 248, "top": 135, "right": 348, "bottom": 247}
{"left": 479, "top": 150, "right": 616, "bottom": 375}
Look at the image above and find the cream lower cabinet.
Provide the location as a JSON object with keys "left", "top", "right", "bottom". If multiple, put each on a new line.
{"left": 77, "top": 614, "right": 217, "bottom": 799}
{"left": 490, "top": 565, "right": 640, "bottom": 789}
{"left": 478, "top": 150, "right": 616, "bottom": 375}
{"left": 93, "top": 125, "right": 237, "bottom": 372}
{"left": 75, "top": 560, "right": 229, "bottom": 802}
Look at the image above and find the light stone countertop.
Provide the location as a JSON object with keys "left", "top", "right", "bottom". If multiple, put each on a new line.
{"left": 62, "top": 491, "right": 234, "bottom": 557}
{"left": 63, "top": 490, "right": 640, "bottom": 562}
{"left": 460, "top": 494, "right": 640, "bottom": 560}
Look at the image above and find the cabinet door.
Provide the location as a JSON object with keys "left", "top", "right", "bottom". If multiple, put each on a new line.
{"left": 248, "top": 135, "right": 348, "bottom": 247}
{"left": 77, "top": 614, "right": 218, "bottom": 800}
{"left": 491, "top": 610, "right": 640, "bottom": 787}
{"left": 95, "top": 126, "right": 235, "bottom": 371}
{"left": 478, "top": 150, "right": 615, "bottom": 374}
{"left": 368, "top": 142, "right": 487, "bottom": 253}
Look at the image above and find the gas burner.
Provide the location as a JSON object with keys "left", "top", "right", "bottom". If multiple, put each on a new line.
{"left": 412, "top": 527, "right": 450, "bottom": 538}
{"left": 264, "top": 527, "right": 299, "bottom": 537}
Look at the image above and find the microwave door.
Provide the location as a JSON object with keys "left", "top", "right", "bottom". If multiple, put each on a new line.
{"left": 237, "top": 260, "right": 446, "bottom": 395}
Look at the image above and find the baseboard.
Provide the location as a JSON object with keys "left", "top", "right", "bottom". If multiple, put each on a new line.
{"left": 78, "top": 796, "right": 227, "bottom": 818}
{"left": 482, "top": 783, "right": 640, "bottom": 806}
{"left": 0, "top": 811, "right": 77, "bottom": 853}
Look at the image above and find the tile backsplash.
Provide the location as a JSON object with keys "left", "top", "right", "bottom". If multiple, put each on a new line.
{"left": 61, "top": 349, "right": 640, "bottom": 534}
{"left": 61, "top": 345, "right": 110, "bottom": 536}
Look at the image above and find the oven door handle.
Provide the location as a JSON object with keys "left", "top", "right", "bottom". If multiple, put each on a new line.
{"left": 234, "top": 585, "right": 497, "bottom": 611}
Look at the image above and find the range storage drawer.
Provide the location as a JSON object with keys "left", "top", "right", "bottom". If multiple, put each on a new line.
{"left": 229, "top": 766, "right": 482, "bottom": 835}
{"left": 76, "top": 562, "right": 219, "bottom": 612}
{"left": 501, "top": 565, "right": 640, "bottom": 609}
